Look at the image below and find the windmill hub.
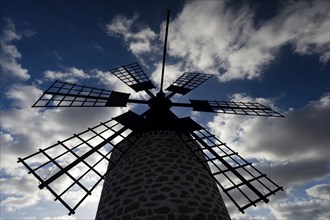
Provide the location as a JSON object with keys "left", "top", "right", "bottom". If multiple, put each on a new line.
{"left": 144, "top": 91, "right": 177, "bottom": 130}
{"left": 148, "top": 91, "right": 172, "bottom": 110}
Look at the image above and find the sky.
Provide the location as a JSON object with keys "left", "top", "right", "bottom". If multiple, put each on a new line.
{"left": 0, "top": 0, "right": 329, "bottom": 219}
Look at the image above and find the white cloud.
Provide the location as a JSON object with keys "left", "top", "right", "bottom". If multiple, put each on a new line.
{"left": 1, "top": 196, "right": 38, "bottom": 212}
{"left": 105, "top": 14, "right": 138, "bottom": 37}
{"left": 105, "top": 14, "right": 158, "bottom": 57}
{"left": 270, "top": 198, "right": 330, "bottom": 220}
{"left": 129, "top": 40, "right": 153, "bottom": 56}
{"left": 173, "top": 0, "right": 329, "bottom": 81}
{"left": 168, "top": 1, "right": 254, "bottom": 73}
{"left": 0, "top": 18, "right": 30, "bottom": 80}
{"left": 44, "top": 67, "right": 90, "bottom": 83}
{"left": 43, "top": 215, "right": 76, "bottom": 220}
{"left": 0, "top": 131, "right": 14, "bottom": 143}
{"left": 150, "top": 62, "right": 185, "bottom": 91}
{"left": 5, "top": 84, "right": 42, "bottom": 108}
{"left": 0, "top": 176, "right": 52, "bottom": 212}
{"left": 92, "top": 69, "right": 127, "bottom": 91}
{"left": 104, "top": 1, "right": 329, "bottom": 82}
{"left": 1, "top": 85, "right": 43, "bottom": 160}
{"left": 230, "top": 206, "right": 273, "bottom": 220}
{"left": 306, "top": 184, "right": 330, "bottom": 200}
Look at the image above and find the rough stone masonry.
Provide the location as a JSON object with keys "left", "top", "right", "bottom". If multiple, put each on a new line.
{"left": 96, "top": 131, "right": 231, "bottom": 220}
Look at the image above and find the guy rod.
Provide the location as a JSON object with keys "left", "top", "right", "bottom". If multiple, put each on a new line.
{"left": 160, "top": 9, "right": 170, "bottom": 92}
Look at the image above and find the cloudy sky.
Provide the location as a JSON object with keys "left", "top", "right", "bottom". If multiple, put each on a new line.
{"left": 1, "top": 0, "right": 329, "bottom": 219}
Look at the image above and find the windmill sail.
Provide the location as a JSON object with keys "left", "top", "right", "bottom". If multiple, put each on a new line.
{"left": 180, "top": 127, "right": 283, "bottom": 213}
{"left": 166, "top": 72, "right": 213, "bottom": 96}
{"left": 33, "top": 81, "right": 131, "bottom": 107}
{"left": 190, "top": 100, "right": 284, "bottom": 117}
{"left": 109, "top": 63, "right": 155, "bottom": 96}
{"left": 18, "top": 118, "right": 135, "bottom": 215}
{"left": 172, "top": 100, "right": 284, "bottom": 117}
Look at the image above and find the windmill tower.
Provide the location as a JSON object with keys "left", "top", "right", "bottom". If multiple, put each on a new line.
{"left": 18, "top": 10, "right": 283, "bottom": 219}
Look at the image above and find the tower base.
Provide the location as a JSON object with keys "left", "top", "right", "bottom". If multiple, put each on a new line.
{"left": 96, "top": 131, "right": 231, "bottom": 220}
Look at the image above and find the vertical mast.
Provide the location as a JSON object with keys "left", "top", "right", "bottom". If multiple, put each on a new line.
{"left": 160, "top": 9, "right": 170, "bottom": 92}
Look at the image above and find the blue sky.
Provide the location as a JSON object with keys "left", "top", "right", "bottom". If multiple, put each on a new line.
{"left": 1, "top": 0, "right": 329, "bottom": 219}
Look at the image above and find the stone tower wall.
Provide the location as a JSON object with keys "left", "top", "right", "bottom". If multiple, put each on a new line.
{"left": 96, "top": 131, "right": 231, "bottom": 220}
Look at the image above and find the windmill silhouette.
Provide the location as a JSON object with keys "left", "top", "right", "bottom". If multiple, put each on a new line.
{"left": 18, "top": 10, "right": 283, "bottom": 219}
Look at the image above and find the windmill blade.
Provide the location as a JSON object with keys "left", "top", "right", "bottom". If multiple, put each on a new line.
{"left": 109, "top": 63, "right": 155, "bottom": 97}
{"left": 18, "top": 118, "right": 136, "bottom": 215}
{"left": 190, "top": 100, "right": 284, "bottom": 117}
{"left": 166, "top": 72, "right": 213, "bottom": 97}
{"left": 32, "top": 81, "right": 146, "bottom": 108}
{"left": 180, "top": 127, "right": 283, "bottom": 213}
{"left": 172, "top": 100, "right": 284, "bottom": 117}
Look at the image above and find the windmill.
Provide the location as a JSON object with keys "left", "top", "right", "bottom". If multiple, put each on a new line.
{"left": 18, "top": 10, "right": 283, "bottom": 219}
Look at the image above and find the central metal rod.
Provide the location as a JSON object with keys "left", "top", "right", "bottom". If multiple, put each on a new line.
{"left": 160, "top": 9, "right": 170, "bottom": 92}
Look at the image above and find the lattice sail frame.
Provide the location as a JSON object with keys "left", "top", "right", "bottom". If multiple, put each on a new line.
{"left": 18, "top": 118, "right": 135, "bottom": 215}
{"left": 109, "top": 63, "right": 155, "bottom": 93}
{"left": 33, "top": 81, "right": 130, "bottom": 108}
{"left": 166, "top": 72, "right": 213, "bottom": 95}
{"left": 189, "top": 100, "right": 284, "bottom": 117}
{"left": 180, "top": 128, "right": 283, "bottom": 213}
